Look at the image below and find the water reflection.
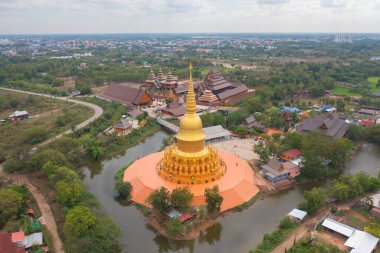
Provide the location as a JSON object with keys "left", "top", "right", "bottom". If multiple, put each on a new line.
{"left": 88, "top": 160, "right": 103, "bottom": 178}
{"left": 198, "top": 223, "right": 222, "bottom": 245}
{"left": 154, "top": 236, "right": 196, "bottom": 253}
{"left": 82, "top": 131, "right": 380, "bottom": 253}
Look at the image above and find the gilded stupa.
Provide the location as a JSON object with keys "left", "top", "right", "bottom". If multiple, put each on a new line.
{"left": 157, "top": 63, "right": 226, "bottom": 184}
{"left": 123, "top": 62, "right": 259, "bottom": 212}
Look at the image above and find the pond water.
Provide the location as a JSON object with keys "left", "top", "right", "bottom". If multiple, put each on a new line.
{"left": 82, "top": 131, "right": 380, "bottom": 253}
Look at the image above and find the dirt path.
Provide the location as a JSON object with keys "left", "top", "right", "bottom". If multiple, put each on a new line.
{"left": 348, "top": 209, "right": 369, "bottom": 223}
{"left": 0, "top": 87, "right": 105, "bottom": 253}
{"left": 271, "top": 200, "right": 357, "bottom": 253}
{"left": 0, "top": 87, "right": 103, "bottom": 150}
{"left": 0, "top": 167, "right": 64, "bottom": 253}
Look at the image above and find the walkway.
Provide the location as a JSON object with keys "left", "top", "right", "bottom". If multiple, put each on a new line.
{"left": 0, "top": 166, "right": 64, "bottom": 253}
{"left": 0, "top": 87, "right": 104, "bottom": 253}
{"left": 156, "top": 118, "right": 179, "bottom": 133}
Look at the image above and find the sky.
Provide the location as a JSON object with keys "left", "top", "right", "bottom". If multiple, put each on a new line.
{"left": 0, "top": 0, "right": 379, "bottom": 34}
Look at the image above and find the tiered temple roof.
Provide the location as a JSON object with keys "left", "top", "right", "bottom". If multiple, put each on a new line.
{"left": 198, "top": 69, "right": 249, "bottom": 104}
{"left": 199, "top": 90, "right": 218, "bottom": 103}
{"left": 157, "top": 67, "right": 164, "bottom": 81}
{"left": 145, "top": 68, "right": 179, "bottom": 90}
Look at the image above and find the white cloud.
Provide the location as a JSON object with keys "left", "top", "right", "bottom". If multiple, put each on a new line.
{"left": 0, "top": 0, "right": 379, "bottom": 33}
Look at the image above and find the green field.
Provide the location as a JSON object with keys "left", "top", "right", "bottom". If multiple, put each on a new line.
{"left": 330, "top": 77, "right": 380, "bottom": 96}
{"left": 330, "top": 87, "right": 361, "bottom": 96}
{"left": 368, "top": 77, "right": 380, "bottom": 92}
{"left": 0, "top": 90, "right": 93, "bottom": 160}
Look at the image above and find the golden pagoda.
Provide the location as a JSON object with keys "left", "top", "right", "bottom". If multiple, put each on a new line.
{"left": 157, "top": 63, "right": 226, "bottom": 184}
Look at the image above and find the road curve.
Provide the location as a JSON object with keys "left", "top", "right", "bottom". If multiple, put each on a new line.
{"left": 0, "top": 87, "right": 103, "bottom": 147}
{"left": 0, "top": 87, "right": 104, "bottom": 253}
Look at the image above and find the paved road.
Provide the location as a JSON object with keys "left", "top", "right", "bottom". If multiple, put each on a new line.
{"left": 0, "top": 87, "right": 104, "bottom": 253}
{"left": 0, "top": 87, "right": 103, "bottom": 148}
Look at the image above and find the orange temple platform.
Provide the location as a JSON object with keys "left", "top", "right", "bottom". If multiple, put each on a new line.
{"left": 123, "top": 150, "right": 259, "bottom": 212}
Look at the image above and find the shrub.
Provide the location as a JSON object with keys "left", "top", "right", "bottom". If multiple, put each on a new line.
{"left": 165, "top": 218, "right": 183, "bottom": 236}
{"left": 279, "top": 216, "right": 296, "bottom": 229}
{"left": 55, "top": 181, "right": 84, "bottom": 208}
{"left": 115, "top": 181, "right": 132, "bottom": 198}
{"left": 147, "top": 187, "right": 170, "bottom": 213}
{"left": 64, "top": 206, "right": 96, "bottom": 237}
{"left": 170, "top": 187, "right": 193, "bottom": 212}
{"left": 204, "top": 186, "right": 223, "bottom": 213}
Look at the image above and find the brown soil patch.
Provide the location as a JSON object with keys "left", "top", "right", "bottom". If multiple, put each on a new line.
{"left": 314, "top": 231, "right": 350, "bottom": 251}
{"left": 348, "top": 209, "right": 369, "bottom": 223}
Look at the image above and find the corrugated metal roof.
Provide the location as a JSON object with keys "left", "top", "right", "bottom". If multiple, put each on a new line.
{"left": 345, "top": 230, "right": 379, "bottom": 253}
{"left": 322, "top": 218, "right": 355, "bottom": 237}
{"left": 23, "top": 232, "right": 43, "bottom": 249}
{"left": 203, "top": 125, "right": 231, "bottom": 141}
{"left": 288, "top": 209, "right": 307, "bottom": 220}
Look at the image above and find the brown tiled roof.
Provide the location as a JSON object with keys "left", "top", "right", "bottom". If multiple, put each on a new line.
{"left": 296, "top": 114, "right": 348, "bottom": 139}
{"left": 127, "top": 109, "right": 143, "bottom": 118}
{"left": 161, "top": 106, "right": 186, "bottom": 117}
{"left": 102, "top": 84, "right": 151, "bottom": 105}
{"left": 281, "top": 149, "right": 302, "bottom": 159}
{"left": 0, "top": 233, "right": 25, "bottom": 253}
{"left": 217, "top": 85, "right": 248, "bottom": 100}
{"left": 113, "top": 120, "right": 131, "bottom": 130}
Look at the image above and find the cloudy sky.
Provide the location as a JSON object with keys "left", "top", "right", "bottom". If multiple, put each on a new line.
{"left": 0, "top": 0, "right": 379, "bottom": 34}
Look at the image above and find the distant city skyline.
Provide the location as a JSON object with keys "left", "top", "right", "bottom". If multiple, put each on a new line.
{"left": 0, "top": 0, "right": 379, "bottom": 34}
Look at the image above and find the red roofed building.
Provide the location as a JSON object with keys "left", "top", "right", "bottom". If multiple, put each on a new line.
{"left": 360, "top": 119, "right": 376, "bottom": 127}
{"left": 0, "top": 232, "right": 25, "bottom": 253}
{"left": 280, "top": 149, "right": 303, "bottom": 161}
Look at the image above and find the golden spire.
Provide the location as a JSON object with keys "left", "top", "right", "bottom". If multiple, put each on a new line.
{"left": 186, "top": 62, "right": 196, "bottom": 115}
{"left": 175, "top": 60, "right": 206, "bottom": 153}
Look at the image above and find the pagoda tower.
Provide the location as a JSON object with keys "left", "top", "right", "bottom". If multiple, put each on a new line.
{"left": 157, "top": 67, "right": 164, "bottom": 81}
{"left": 157, "top": 63, "right": 226, "bottom": 184}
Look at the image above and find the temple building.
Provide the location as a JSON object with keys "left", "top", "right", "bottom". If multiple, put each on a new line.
{"left": 99, "top": 84, "right": 153, "bottom": 106}
{"left": 197, "top": 70, "right": 252, "bottom": 105}
{"left": 145, "top": 68, "right": 180, "bottom": 91}
{"left": 123, "top": 63, "right": 259, "bottom": 212}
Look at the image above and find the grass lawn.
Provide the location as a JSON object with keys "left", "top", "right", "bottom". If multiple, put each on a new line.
{"left": 0, "top": 90, "right": 93, "bottom": 159}
{"left": 368, "top": 77, "right": 380, "bottom": 92}
{"left": 341, "top": 211, "right": 367, "bottom": 230}
{"left": 330, "top": 87, "right": 361, "bottom": 96}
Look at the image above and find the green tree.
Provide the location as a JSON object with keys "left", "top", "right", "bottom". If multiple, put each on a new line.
{"left": 148, "top": 187, "right": 170, "bottom": 213}
{"left": 356, "top": 172, "right": 380, "bottom": 192}
{"left": 48, "top": 167, "right": 80, "bottom": 186}
{"left": 64, "top": 206, "right": 96, "bottom": 237}
{"left": 234, "top": 125, "right": 248, "bottom": 136}
{"left": 55, "top": 181, "right": 84, "bottom": 207}
{"left": 65, "top": 217, "right": 122, "bottom": 253}
{"left": 279, "top": 216, "right": 296, "bottom": 229}
{"left": 115, "top": 181, "right": 132, "bottom": 198}
{"left": 331, "top": 138, "right": 353, "bottom": 171}
{"left": 165, "top": 218, "right": 183, "bottom": 236}
{"left": 336, "top": 100, "right": 345, "bottom": 112}
{"left": 0, "top": 188, "right": 24, "bottom": 226}
{"left": 365, "top": 219, "right": 380, "bottom": 237}
{"left": 346, "top": 125, "right": 364, "bottom": 142}
{"left": 254, "top": 141, "right": 269, "bottom": 166}
{"left": 27, "top": 149, "right": 69, "bottom": 172}
{"left": 170, "top": 187, "right": 193, "bottom": 212}
{"left": 299, "top": 187, "right": 327, "bottom": 214}
{"left": 204, "top": 186, "right": 224, "bottom": 213}
{"left": 301, "top": 134, "right": 330, "bottom": 178}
